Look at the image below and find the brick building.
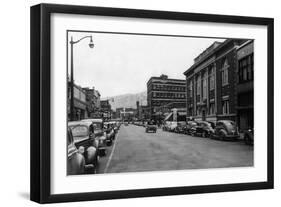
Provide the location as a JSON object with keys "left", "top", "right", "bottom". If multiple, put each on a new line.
{"left": 67, "top": 82, "right": 88, "bottom": 121}
{"left": 147, "top": 74, "right": 186, "bottom": 119}
{"left": 83, "top": 87, "right": 102, "bottom": 118}
{"left": 184, "top": 39, "right": 249, "bottom": 124}
{"left": 236, "top": 40, "right": 254, "bottom": 130}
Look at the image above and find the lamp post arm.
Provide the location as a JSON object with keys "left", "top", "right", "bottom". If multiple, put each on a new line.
{"left": 70, "top": 36, "right": 93, "bottom": 44}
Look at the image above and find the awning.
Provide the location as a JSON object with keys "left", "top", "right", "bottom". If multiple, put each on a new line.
{"left": 164, "top": 112, "right": 173, "bottom": 121}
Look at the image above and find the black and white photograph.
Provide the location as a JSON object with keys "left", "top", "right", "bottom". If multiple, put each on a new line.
{"left": 67, "top": 31, "right": 254, "bottom": 175}
{"left": 28, "top": 3, "right": 274, "bottom": 203}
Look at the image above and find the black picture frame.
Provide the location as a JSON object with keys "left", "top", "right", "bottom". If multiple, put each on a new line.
{"left": 30, "top": 3, "right": 274, "bottom": 204}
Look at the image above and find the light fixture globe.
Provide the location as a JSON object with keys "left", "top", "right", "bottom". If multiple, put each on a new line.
{"left": 89, "top": 41, "right": 94, "bottom": 48}
{"left": 89, "top": 36, "right": 94, "bottom": 48}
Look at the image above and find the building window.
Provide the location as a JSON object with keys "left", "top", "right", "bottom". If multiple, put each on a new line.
{"left": 196, "top": 108, "right": 200, "bottom": 116}
{"left": 196, "top": 76, "right": 201, "bottom": 95}
{"left": 221, "top": 58, "right": 229, "bottom": 86}
{"left": 202, "top": 73, "right": 207, "bottom": 100}
{"left": 238, "top": 54, "right": 254, "bottom": 83}
{"left": 209, "top": 102, "right": 215, "bottom": 115}
{"left": 222, "top": 100, "right": 229, "bottom": 114}
{"left": 189, "top": 81, "right": 193, "bottom": 98}
{"left": 210, "top": 67, "right": 215, "bottom": 90}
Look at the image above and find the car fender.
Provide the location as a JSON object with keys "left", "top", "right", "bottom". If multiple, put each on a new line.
{"left": 85, "top": 146, "right": 97, "bottom": 164}
{"left": 67, "top": 152, "right": 85, "bottom": 175}
{"left": 219, "top": 129, "right": 227, "bottom": 137}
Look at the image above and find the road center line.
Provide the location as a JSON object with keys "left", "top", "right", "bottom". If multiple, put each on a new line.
{"left": 103, "top": 126, "right": 120, "bottom": 173}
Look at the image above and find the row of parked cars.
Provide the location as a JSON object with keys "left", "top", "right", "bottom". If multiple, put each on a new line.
{"left": 67, "top": 119, "right": 121, "bottom": 175}
{"left": 163, "top": 120, "right": 253, "bottom": 145}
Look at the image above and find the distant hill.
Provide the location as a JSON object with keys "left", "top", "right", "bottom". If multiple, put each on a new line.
{"left": 102, "top": 91, "right": 147, "bottom": 110}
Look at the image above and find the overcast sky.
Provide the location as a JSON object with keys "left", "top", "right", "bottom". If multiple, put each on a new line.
{"left": 68, "top": 31, "right": 224, "bottom": 98}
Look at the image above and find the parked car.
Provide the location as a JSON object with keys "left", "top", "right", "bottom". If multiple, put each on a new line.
{"left": 68, "top": 121, "right": 99, "bottom": 173}
{"left": 244, "top": 128, "right": 254, "bottom": 145}
{"left": 109, "top": 121, "right": 119, "bottom": 134}
{"left": 183, "top": 121, "right": 198, "bottom": 135}
{"left": 67, "top": 127, "right": 86, "bottom": 175}
{"left": 168, "top": 121, "right": 178, "bottom": 132}
{"left": 174, "top": 122, "right": 187, "bottom": 134}
{"left": 145, "top": 120, "right": 157, "bottom": 133}
{"left": 104, "top": 122, "right": 115, "bottom": 145}
{"left": 190, "top": 121, "right": 215, "bottom": 137}
{"left": 81, "top": 118, "right": 107, "bottom": 156}
{"left": 211, "top": 120, "right": 239, "bottom": 141}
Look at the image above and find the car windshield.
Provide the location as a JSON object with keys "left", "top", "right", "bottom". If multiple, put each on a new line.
{"left": 71, "top": 125, "right": 88, "bottom": 138}
{"left": 93, "top": 123, "right": 102, "bottom": 130}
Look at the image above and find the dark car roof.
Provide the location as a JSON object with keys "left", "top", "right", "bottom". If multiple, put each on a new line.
{"left": 68, "top": 121, "right": 92, "bottom": 127}
{"left": 217, "top": 120, "right": 235, "bottom": 124}
{"left": 81, "top": 118, "right": 103, "bottom": 123}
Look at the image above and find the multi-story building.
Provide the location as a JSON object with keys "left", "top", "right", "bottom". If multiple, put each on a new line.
{"left": 147, "top": 74, "right": 186, "bottom": 119}
{"left": 184, "top": 39, "right": 249, "bottom": 123}
{"left": 68, "top": 82, "right": 88, "bottom": 121}
{"left": 100, "top": 100, "right": 112, "bottom": 119}
{"left": 83, "top": 87, "right": 95, "bottom": 117}
{"left": 236, "top": 40, "right": 254, "bottom": 130}
{"left": 83, "top": 87, "right": 102, "bottom": 118}
{"left": 94, "top": 90, "right": 101, "bottom": 110}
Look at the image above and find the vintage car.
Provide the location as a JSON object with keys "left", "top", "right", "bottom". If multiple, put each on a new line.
{"left": 183, "top": 121, "right": 198, "bottom": 135}
{"left": 104, "top": 122, "right": 115, "bottom": 145}
{"left": 81, "top": 118, "right": 107, "bottom": 156}
{"left": 174, "top": 122, "right": 187, "bottom": 134}
{"left": 244, "top": 128, "right": 254, "bottom": 145}
{"left": 68, "top": 121, "right": 99, "bottom": 173}
{"left": 109, "top": 121, "right": 119, "bottom": 134}
{"left": 67, "top": 127, "right": 86, "bottom": 175}
{"left": 190, "top": 121, "right": 215, "bottom": 137}
{"left": 145, "top": 120, "right": 157, "bottom": 133}
{"left": 168, "top": 121, "right": 178, "bottom": 132}
{"left": 211, "top": 120, "right": 239, "bottom": 141}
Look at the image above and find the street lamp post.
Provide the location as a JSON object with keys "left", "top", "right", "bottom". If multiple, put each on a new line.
{"left": 70, "top": 35, "right": 94, "bottom": 121}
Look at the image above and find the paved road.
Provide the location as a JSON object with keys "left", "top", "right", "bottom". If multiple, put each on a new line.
{"left": 98, "top": 124, "right": 253, "bottom": 174}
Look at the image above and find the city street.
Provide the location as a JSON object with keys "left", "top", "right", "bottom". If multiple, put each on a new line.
{"left": 98, "top": 124, "right": 253, "bottom": 174}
